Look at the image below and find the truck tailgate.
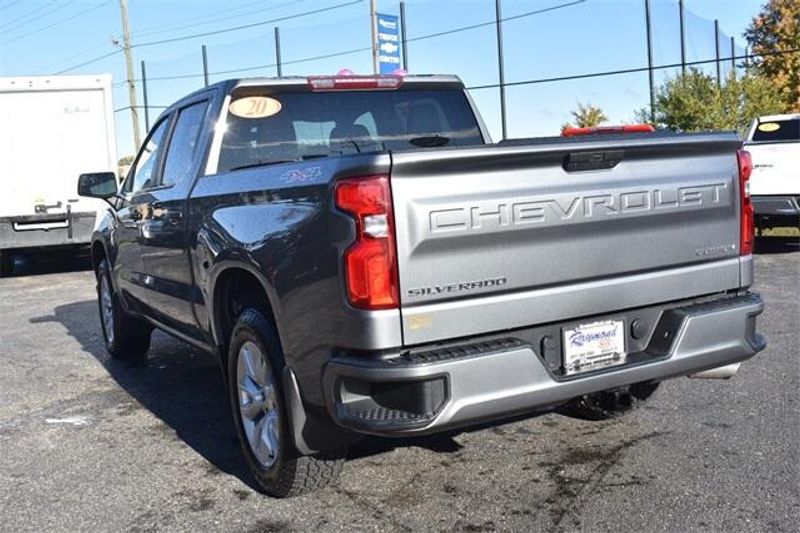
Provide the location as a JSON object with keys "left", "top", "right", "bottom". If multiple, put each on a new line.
{"left": 390, "top": 133, "right": 744, "bottom": 345}
{"left": 746, "top": 142, "right": 800, "bottom": 195}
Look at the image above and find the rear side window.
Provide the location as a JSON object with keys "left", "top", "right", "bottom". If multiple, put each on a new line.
{"left": 751, "top": 119, "right": 800, "bottom": 143}
{"left": 162, "top": 101, "right": 209, "bottom": 187}
{"left": 216, "top": 88, "right": 484, "bottom": 173}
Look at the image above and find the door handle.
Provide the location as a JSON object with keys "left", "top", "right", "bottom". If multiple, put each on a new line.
{"left": 151, "top": 204, "right": 182, "bottom": 224}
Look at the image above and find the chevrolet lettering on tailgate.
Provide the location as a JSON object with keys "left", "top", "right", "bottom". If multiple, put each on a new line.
{"left": 429, "top": 182, "right": 728, "bottom": 233}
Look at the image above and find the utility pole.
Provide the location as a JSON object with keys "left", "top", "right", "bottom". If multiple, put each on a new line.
{"left": 645, "top": 0, "right": 655, "bottom": 124}
{"left": 140, "top": 60, "right": 149, "bottom": 133}
{"left": 202, "top": 45, "right": 209, "bottom": 87}
{"left": 678, "top": 0, "right": 686, "bottom": 73}
{"left": 714, "top": 19, "right": 721, "bottom": 86}
{"left": 400, "top": 1, "right": 408, "bottom": 71}
{"left": 370, "top": 0, "right": 378, "bottom": 74}
{"left": 495, "top": 0, "right": 507, "bottom": 140}
{"left": 119, "top": 0, "right": 140, "bottom": 152}
{"left": 274, "top": 27, "right": 282, "bottom": 77}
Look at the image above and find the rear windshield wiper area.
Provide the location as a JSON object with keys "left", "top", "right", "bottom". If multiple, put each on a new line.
{"left": 227, "top": 154, "right": 328, "bottom": 172}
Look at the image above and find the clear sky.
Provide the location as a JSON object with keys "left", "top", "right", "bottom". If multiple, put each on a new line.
{"left": 0, "top": 0, "right": 765, "bottom": 159}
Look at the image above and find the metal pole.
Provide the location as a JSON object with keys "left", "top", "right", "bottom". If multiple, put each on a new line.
{"left": 274, "top": 27, "right": 282, "bottom": 77}
{"left": 730, "top": 36, "right": 735, "bottom": 73}
{"left": 119, "top": 0, "right": 141, "bottom": 151}
{"left": 744, "top": 46, "right": 750, "bottom": 73}
{"left": 495, "top": 0, "right": 507, "bottom": 140}
{"left": 140, "top": 60, "right": 149, "bottom": 133}
{"left": 202, "top": 45, "right": 209, "bottom": 87}
{"left": 714, "top": 19, "right": 721, "bottom": 86}
{"left": 400, "top": 1, "right": 408, "bottom": 71}
{"left": 645, "top": 0, "right": 655, "bottom": 123}
{"left": 679, "top": 0, "right": 686, "bottom": 73}
{"left": 370, "top": 0, "right": 378, "bottom": 74}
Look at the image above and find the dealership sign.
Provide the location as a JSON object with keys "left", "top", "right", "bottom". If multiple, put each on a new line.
{"left": 377, "top": 13, "right": 401, "bottom": 74}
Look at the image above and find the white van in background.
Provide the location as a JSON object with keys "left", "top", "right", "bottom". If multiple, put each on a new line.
{"left": 0, "top": 74, "right": 117, "bottom": 275}
{"left": 744, "top": 113, "right": 800, "bottom": 232}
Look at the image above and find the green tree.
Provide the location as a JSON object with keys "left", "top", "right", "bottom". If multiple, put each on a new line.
{"left": 636, "top": 68, "right": 784, "bottom": 133}
{"left": 744, "top": 0, "right": 800, "bottom": 112}
{"left": 563, "top": 102, "right": 608, "bottom": 130}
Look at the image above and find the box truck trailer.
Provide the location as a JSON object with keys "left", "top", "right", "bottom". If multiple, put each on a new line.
{"left": 0, "top": 74, "right": 117, "bottom": 276}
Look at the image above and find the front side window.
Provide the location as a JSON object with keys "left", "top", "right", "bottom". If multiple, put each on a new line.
{"left": 216, "top": 88, "right": 484, "bottom": 173}
{"left": 127, "top": 118, "right": 170, "bottom": 193}
{"left": 161, "top": 101, "right": 209, "bottom": 187}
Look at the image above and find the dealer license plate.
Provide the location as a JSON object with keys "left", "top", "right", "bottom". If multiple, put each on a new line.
{"left": 563, "top": 320, "right": 626, "bottom": 376}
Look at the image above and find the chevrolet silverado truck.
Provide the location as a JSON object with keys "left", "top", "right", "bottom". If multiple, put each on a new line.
{"left": 77, "top": 74, "right": 766, "bottom": 497}
{"left": 743, "top": 113, "right": 800, "bottom": 232}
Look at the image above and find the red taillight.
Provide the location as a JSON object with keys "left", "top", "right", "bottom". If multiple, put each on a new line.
{"left": 737, "top": 149, "right": 754, "bottom": 255}
{"left": 561, "top": 124, "right": 655, "bottom": 137}
{"left": 335, "top": 175, "right": 399, "bottom": 309}
{"left": 307, "top": 75, "right": 403, "bottom": 91}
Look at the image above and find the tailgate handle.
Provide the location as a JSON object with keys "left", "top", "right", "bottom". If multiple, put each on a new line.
{"left": 564, "top": 150, "right": 624, "bottom": 172}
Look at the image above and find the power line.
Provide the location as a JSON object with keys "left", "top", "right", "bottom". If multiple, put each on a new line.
{"left": 36, "top": 40, "right": 112, "bottom": 73}
{"left": 465, "top": 48, "right": 800, "bottom": 91}
{"left": 125, "top": 43, "right": 373, "bottom": 85}
{"left": 114, "top": 104, "right": 167, "bottom": 113}
{"left": 0, "top": 1, "right": 73, "bottom": 34}
{"left": 0, "top": 1, "right": 24, "bottom": 13}
{"left": 53, "top": 0, "right": 362, "bottom": 74}
{"left": 121, "top": 46, "right": 800, "bottom": 103}
{"left": 131, "top": 0, "right": 363, "bottom": 48}
{"left": 54, "top": 49, "right": 122, "bottom": 75}
{"left": 130, "top": 0, "right": 304, "bottom": 40}
{"left": 34, "top": 0, "right": 298, "bottom": 72}
{"left": 0, "top": 1, "right": 113, "bottom": 46}
{"left": 119, "top": 0, "right": 585, "bottom": 85}
{"left": 0, "top": 0, "right": 60, "bottom": 32}
{"left": 129, "top": 0, "right": 265, "bottom": 36}
{"left": 407, "top": 0, "right": 586, "bottom": 44}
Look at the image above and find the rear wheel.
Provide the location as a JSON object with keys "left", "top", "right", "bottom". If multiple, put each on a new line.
{"left": 228, "top": 308, "right": 344, "bottom": 497}
{"left": 558, "top": 381, "right": 661, "bottom": 421}
{"left": 97, "top": 259, "right": 152, "bottom": 360}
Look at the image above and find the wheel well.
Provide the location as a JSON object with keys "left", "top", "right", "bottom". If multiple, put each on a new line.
{"left": 213, "top": 268, "right": 277, "bottom": 357}
{"left": 91, "top": 241, "right": 106, "bottom": 273}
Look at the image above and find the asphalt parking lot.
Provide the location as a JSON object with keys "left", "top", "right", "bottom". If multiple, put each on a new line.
{"left": 0, "top": 240, "right": 797, "bottom": 532}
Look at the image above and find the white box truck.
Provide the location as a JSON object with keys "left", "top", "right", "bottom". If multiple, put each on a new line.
{"left": 0, "top": 74, "right": 117, "bottom": 276}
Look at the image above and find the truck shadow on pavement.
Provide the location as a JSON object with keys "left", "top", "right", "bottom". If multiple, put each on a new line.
{"left": 3, "top": 247, "right": 92, "bottom": 277}
{"left": 754, "top": 236, "right": 800, "bottom": 254}
{"left": 36, "top": 299, "right": 465, "bottom": 490}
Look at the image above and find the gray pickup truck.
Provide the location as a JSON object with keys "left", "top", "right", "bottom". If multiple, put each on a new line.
{"left": 78, "top": 74, "right": 766, "bottom": 497}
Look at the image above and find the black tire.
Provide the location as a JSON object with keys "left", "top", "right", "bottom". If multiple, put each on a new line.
{"left": 557, "top": 381, "right": 661, "bottom": 421}
{"left": 96, "top": 259, "right": 152, "bottom": 360}
{"left": 228, "top": 308, "right": 344, "bottom": 498}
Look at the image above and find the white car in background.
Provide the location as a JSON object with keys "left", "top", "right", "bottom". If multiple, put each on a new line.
{"left": 744, "top": 113, "right": 800, "bottom": 232}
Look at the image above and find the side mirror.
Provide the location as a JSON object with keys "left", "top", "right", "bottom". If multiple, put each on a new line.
{"left": 78, "top": 172, "right": 118, "bottom": 199}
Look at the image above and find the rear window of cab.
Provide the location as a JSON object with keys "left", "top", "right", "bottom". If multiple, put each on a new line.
{"left": 750, "top": 119, "right": 800, "bottom": 143}
{"left": 215, "top": 88, "right": 484, "bottom": 174}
